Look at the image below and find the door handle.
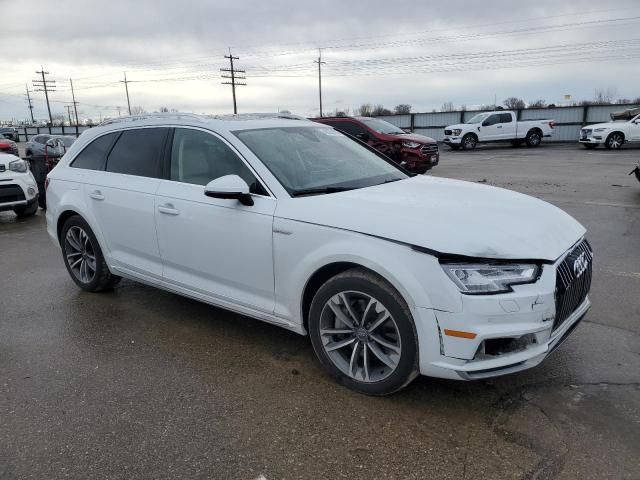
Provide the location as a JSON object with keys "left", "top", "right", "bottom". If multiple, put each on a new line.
{"left": 158, "top": 203, "right": 180, "bottom": 215}
{"left": 89, "top": 190, "right": 104, "bottom": 201}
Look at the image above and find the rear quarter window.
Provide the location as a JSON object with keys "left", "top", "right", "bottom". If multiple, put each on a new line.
{"left": 70, "top": 133, "right": 119, "bottom": 171}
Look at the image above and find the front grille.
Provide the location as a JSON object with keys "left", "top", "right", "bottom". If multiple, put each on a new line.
{"left": 0, "top": 165, "right": 5, "bottom": 172}
{"left": 421, "top": 144, "right": 439, "bottom": 154}
{"left": 444, "top": 129, "right": 452, "bottom": 135}
{"left": 554, "top": 239, "right": 592, "bottom": 330}
{"left": 0, "top": 184, "right": 26, "bottom": 203}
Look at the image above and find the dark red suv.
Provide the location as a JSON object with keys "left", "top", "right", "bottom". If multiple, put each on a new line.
{"left": 313, "top": 116, "right": 439, "bottom": 173}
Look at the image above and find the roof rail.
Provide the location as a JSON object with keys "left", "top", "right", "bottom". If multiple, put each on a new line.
{"left": 99, "top": 112, "right": 207, "bottom": 126}
{"left": 208, "top": 112, "right": 307, "bottom": 121}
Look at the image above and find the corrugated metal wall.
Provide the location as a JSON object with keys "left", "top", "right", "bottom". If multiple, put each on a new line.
{"left": 377, "top": 104, "right": 638, "bottom": 142}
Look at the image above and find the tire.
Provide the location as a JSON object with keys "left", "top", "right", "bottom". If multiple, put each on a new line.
{"left": 604, "top": 132, "right": 624, "bottom": 150}
{"left": 582, "top": 143, "right": 598, "bottom": 149}
{"left": 461, "top": 133, "right": 477, "bottom": 150}
{"left": 60, "top": 215, "right": 121, "bottom": 292}
{"left": 308, "top": 268, "right": 418, "bottom": 395}
{"left": 13, "top": 201, "right": 38, "bottom": 218}
{"left": 525, "top": 130, "right": 542, "bottom": 147}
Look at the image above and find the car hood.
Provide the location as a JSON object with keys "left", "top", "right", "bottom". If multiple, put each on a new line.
{"left": 276, "top": 176, "right": 585, "bottom": 261}
{"left": 0, "top": 153, "right": 21, "bottom": 167}
{"left": 395, "top": 132, "right": 436, "bottom": 144}
{"left": 583, "top": 122, "right": 619, "bottom": 130}
{"left": 445, "top": 123, "right": 475, "bottom": 131}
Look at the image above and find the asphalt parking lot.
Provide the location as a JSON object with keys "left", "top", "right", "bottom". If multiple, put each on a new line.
{"left": 1, "top": 143, "right": 639, "bottom": 480}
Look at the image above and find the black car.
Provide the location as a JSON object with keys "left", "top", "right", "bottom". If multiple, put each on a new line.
{"left": 0, "top": 127, "right": 18, "bottom": 142}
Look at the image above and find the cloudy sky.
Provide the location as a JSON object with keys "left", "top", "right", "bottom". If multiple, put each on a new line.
{"left": 1, "top": 0, "right": 640, "bottom": 122}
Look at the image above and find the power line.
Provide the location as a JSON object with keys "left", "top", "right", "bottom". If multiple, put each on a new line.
{"left": 221, "top": 50, "right": 246, "bottom": 114}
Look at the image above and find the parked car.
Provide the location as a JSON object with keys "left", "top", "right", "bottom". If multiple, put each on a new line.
{"left": 579, "top": 108, "right": 640, "bottom": 149}
{"left": 0, "top": 127, "right": 19, "bottom": 142}
{"left": 0, "top": 134, "right": 19, "bottom": 156}
{"left": 0, "top": 153, "right": 39, "bottom": 217}
{"left": 443, "top": 111, "right": 555, "bottom": 150}
{"left": 313, "top": 116, "right": 439, "bottom": 173}
{"left": 25, "top": 134, "right": 53, "bottom": 158}
{"left": 46, "top": 113, "right": 591, "bottom": 395}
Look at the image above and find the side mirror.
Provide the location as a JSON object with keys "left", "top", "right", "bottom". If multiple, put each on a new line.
{"left": 356, "top": 132, "right": 370, "bottom": 142}
{"left": 204, "top": 175, "right": 254, "bottom": 206}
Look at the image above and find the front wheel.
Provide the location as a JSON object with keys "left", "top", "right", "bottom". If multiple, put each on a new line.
{"left": 61, "top": 215, "right": 121, "bottom": 292}
{"left": 461, "top": 134, "right": 477, "bottom": 150}
{"left": 13, "top": 201, "right": 38, "bottom": 218}
{"left": 605, "top": 132, "right": 624, "bottom": 149}
{"left": 309, "top": 268, "right": 418, "bottom": 395}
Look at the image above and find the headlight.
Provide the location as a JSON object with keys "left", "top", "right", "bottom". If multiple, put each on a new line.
{"left": 440, "top": 262, "right": 540, "bottom": 294}
{"left": 593, "top": 128, "right": 607, "bottom": 132}
{"left": 452, "top": 129, "right": 462, "bottom": 136}
{"left": 8, "top": 159, "right": 28, "bottom": 173}
{"left": 402, "top": 141, "right": 421, "bottom": 149}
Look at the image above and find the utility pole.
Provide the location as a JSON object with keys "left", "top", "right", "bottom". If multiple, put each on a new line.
{"left": 33, "top": 66, "right": 56, "bottom": 128}
{"left": 314, "top": 49, "right": 326, "bottom": 117}
{"left": 120, "top": 72, "right": 131, "bottom": 115}
{"left": 65, "top": 105, "right": 73, "bottom": 126}
{"left": 221, "top": 50, "right": 246, "bottom": 114}
{"left": 24, "top": 84, "right": 35, "bottom": 124}
{"left": 69, "top": 78, "right": 79, "bottom": 125}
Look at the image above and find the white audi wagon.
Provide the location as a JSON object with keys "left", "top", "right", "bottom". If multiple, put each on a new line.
{"left": 46, "top": 113, "right": 592, "bottom": 394}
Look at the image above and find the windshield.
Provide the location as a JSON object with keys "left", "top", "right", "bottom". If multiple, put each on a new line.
{"left": 466, "top": 113, "right": 491, "bottom": 124}
{"left": 359, "top": 118, "right": 406, "bottom": 135}
{"left": 234, "top": 126, "right": 407, "bottom": 195}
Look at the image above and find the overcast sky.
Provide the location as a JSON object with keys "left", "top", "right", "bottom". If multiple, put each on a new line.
{"left": 1, "top": 0, "right": 639, "bottom": 122}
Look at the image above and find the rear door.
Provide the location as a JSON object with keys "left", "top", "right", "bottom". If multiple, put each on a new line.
{"left": 629, "top": 118, "right": 640, "bottom": 141}
{"left": 497, "top": 113, "right": 516, "bottom": 139}
{"left": 154, "top": 127, "right": 276, "bottom": 314}
{"left": 85, "top": 127, "right": 169, "bottom": 280}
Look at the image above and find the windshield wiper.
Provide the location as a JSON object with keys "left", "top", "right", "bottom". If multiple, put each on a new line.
{"left": 290, "top": 186, "right": 358, "bottom": 197}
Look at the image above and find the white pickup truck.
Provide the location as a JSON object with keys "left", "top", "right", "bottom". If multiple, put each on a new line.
{"left": 579, "top": 108, "right": 640, "bottom": 149}
{"left": 443, "top": 111, "right": 555, "bottom": 150}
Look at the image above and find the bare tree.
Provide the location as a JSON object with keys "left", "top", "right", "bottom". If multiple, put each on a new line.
{"left": 528, "top": 99, "right": 547, "bottom": 108}
{"left": 394, "top": 104, "right": 412, "bottom": 114}
{"left": 356, "top": 104, "right": 373, "bottom": 116}
{"left": 51, "top": 114, "right": 66, "bottom": 126}
{"left": 372, "top": 104, "right": 392, "bottom": 116}
{"left": 158, "top": 106, "right": 169, "bottom": 113}
{"left": 441, "top": 101, "right": 455, "bottom": 112}
{"left": 503, "top": 97, "right": 526, "bottom": 109}
{"left": 615, "top": 98, "right": 631, "bottom": 104}
{"left": 130, "top": 106, "right": 146, "bottom": 115}
{"left": 593, "top": 88, "right": 617, "bottom": 105}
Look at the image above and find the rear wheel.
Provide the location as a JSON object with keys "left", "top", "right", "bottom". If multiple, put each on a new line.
{"left": 525, "top": 130, "right": 542, "bottom": 147}
{"left": 605, "top": 132, "right": 624, "bottom": 149}
{"left": 61, "top": 215, "right": 121, "bottom": 292}
{"left": 309, "top": 268, "right": 418, "bottom": 395}
{"left": 461, "top": 134, "right": 477, "bottom": 150}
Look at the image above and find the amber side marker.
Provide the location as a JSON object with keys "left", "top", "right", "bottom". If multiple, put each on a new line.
{"left": 444, "top": 329, "right": 477, "bottom": 339}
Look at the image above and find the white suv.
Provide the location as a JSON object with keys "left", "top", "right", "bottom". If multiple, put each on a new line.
{"left": 46, "top": 113, "right": 592, "bottom": 394}
{"left": 0, "top": 153, "right": 39, "bottom": 217}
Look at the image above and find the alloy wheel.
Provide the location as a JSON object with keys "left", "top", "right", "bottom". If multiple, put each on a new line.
{"left": 64, "top": 226, "right": 97, "bottom": 284}
{"left": 319, "top": 291, "right": 401, "bottom": 383}
{"left": 608, "top": 134, "right": 623, "bottom": 149}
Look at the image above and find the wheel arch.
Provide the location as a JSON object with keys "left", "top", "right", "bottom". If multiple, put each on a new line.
{"left": 607, "top": 130, "right": 625, "bottom": 141}
{"left": 300, "top": 260, "right": 415, "bottom": 334}
{"left": 57, "top": 209, "right": 82, "bottom": 243}
{"left": 526, "top": 127, "right": 543, "bottom": 137}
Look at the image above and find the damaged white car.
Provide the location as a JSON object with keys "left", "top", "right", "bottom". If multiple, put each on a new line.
{"left": 46, "top": 114, "right": 592, "bottom": 395}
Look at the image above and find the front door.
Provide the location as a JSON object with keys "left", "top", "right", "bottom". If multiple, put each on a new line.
{"left": 479, "top": 114, "right": 502, "bottom": 141}
{"left": 155, "top": 127, "right": 276, "bottom": 314}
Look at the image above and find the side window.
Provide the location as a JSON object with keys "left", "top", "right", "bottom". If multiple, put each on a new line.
{"left": 500, "top": 113, "right": 513, "bottom": 123}
{"left": 106, "top": 128, "right": 168, "bottom": 178}
{"left": 33, "top": 136, "right": 44, "bottom": 144}
{"left": 70, "top": 133, "right": 119, "bottom": 171}
{"left": 333, "top": 121, "right": 367, "bottom": 137}
{"left": 170, "top": 128, "right": 266, "bottom": 195}
{"left": 484, "top": 114, "right": 500, "bottom": 126}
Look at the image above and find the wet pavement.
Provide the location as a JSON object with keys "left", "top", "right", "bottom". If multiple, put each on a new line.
{"left": 1, "top": 143, "right": 639, "bottom": 479}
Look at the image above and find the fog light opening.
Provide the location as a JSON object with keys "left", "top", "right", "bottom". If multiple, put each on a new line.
{"left": 475, "top": 334, "right": 537, "bottom": 359}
